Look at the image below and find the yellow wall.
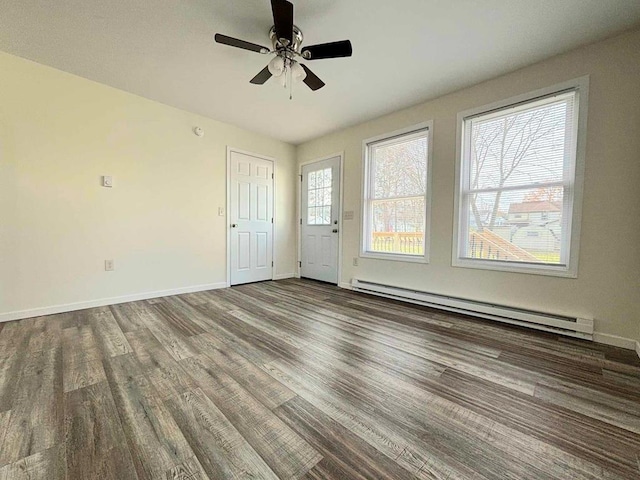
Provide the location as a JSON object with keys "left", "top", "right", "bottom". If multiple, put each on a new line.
{"left": 297, "top": 28, "right": 640, "bottom": 341}
{"left": 0, "top": 52, "right": 297, "bottom": 317}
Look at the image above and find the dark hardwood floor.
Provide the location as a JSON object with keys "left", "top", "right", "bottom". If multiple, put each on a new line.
{"left": 0, "top": 278, "right": 639, "bottom": 479}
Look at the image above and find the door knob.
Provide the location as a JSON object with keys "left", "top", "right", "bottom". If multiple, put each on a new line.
{"left": 231, "top": 224, "right": 238, "bottom": 228}
{"left": 332, "top": 229, "right": 338, "bottom": 233}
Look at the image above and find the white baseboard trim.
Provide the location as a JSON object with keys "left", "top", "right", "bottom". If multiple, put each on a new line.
{"left": 338, "top": 281, "right": 353, "bottom": 290}
{"left": 590, "top": 332, "right": 637, "bottom": 350}
{"left": 273, "top": 273, "right": 296, "bottom": 280}
{"left": 0, "top": 282, "right": 228, "bottom": 323}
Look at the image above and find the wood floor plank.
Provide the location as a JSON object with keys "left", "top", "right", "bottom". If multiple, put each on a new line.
{"left": 62, "top": 325, "right": 106, "bottom": 392}
{"left": 166, "top": 455, "right": 208, "bottom": 480}
{"left": 0, "top": 327, "right": 63, "bottom": 467}
{"left": 195, "top": 305, "right": 300, "bottom": 363}
{"left": 88, "top": 307, "right": 133, "bottom": 357}
{"left": 129, "top": 301, "right": 200, "bottom": 361}
{"left": 105, "top": 371, "right": 203, "bottom": 480}
{"left": 152, "top": 303, "right": 206, "bottom": 337}
{"left": 191, "top": 333, "right": 296, "bottom": 410}
{"left": 124, "top": 327, "right": 178, "bottom": 371}
{"left": 165, "top": 387, "right": 279, "bottom": 480}
{"left": 0, "top": 320, "right": 36, "bottom": 411}
{"left": 64, "top": 381, "right": 138, "bottom": 480}
{"left": 257, "top": 293, "right": 535, "bottom": 394}
{"left": 603, "top": 368, "right": 640, "bottom": 388}
{"left": 181, "top": 354, "right": 322, "bottom": 479}
{"left": 224, "top": 293, "right": 448, "bottom": 384}
{"left": 534, "top": 379, "right": 640, "bottom": 435}
{"left": 0, "top": 445, "right": 64, "bottom": 480}
{"left": 161, "top": 296, "right": 220, "bottom": 332}
{"left": 227, "top": 308, "right": 309, "bottom": 350}
{"left": 146, "top": 362, "right": 198, "bottom": 401}
{"left": 110, "top": 303, "right": 147, "bottom": 333}
{"left": 274, "top": 396, "right": 417, "bottom": 480}
{"left": 189, "top": 321, "right": 277, "bottom": 368}
{"left": 26, "top": 317, "right": 63, "bottom": 353}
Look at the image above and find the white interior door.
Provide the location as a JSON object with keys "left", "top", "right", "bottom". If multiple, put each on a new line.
{"left": 300, "top": 156, "right": 340, "bottom": 284}
{"left": 229, "top": 151, "right": 273, "bottom": 285}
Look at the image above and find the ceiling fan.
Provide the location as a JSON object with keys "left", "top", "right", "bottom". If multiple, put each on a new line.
{"left": 214, "top": 0, "right": 353, "bottom": 94}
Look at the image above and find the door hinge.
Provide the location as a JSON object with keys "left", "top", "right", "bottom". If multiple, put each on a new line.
{"left": 299, "top": 218, "right": 302, "bottom": 225}
{"left": 299, "top": 174, "right": 303, "bottom": 182}
{"left": 298, "top": 261, "right": 302, "bottom": 268}
{"left": 271, "top": 217, "right": 274, "bottom": 224}
{"left": 272, "top": 261, "right": 274, "bottom": 267}
{"left": 272, "top": 173, "right": 274, "bottom": 179}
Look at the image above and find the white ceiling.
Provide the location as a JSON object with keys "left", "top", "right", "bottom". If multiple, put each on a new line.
{"left": 1, "top": 1, "right": 640, "bottom": 144}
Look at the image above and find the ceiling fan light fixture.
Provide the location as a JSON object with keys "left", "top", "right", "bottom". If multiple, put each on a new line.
{"left": 291, "top": 61, "right": 306, "bottom": 83}
{"left": 268, "top": 55, "right": 285, "bottom": 76}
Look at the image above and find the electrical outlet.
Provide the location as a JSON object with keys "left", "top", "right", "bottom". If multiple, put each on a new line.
{"left": 102, "top": 176, "right": 113, "bottom": 188}
{"left": 353, "top": 257, "right": 359, "bottom": 267}
{"left": 218, "top": 207, "right": 225, "bottom": 216}
{"left": 105, "top": 259, "right": 114, "bottom": 271}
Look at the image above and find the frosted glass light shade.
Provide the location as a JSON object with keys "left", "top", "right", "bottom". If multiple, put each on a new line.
{"left": 268, "top": 56, "right": 285, "bottom": 76}
{"left": 291, "top": 61, "right": 306, "bottom": 83}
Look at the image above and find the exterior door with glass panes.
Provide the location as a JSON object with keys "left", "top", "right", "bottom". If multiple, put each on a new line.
{"left": 300, "top": 156, "right": 340, "bottom": 283}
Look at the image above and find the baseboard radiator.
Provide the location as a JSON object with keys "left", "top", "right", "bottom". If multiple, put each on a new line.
{"left": 351, "top": 279, "right": 594, "bottom": 340}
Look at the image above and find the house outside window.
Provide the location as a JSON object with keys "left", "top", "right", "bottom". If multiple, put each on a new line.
{"left": 453, "top": 78, "right": 588, "bottom": 277}
{"left": 361, "top": 122, "right": 433, "bottom": 263}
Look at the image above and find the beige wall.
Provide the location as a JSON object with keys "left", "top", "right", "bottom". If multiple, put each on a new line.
{"left": 0, "top": 52, "right": 297, "bottom": 317}
{"left": 297, "top": 28, "right": 640, "bottom": 341}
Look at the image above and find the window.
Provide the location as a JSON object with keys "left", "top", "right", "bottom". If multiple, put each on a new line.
{"left": 454, "top": 78, "right": 588, "bottom": 277}
{"left": 307, "top": 167, "right": 332, "bottom": 225}
{"left": 362, "top": 122, "right": 432, "bottom": 262}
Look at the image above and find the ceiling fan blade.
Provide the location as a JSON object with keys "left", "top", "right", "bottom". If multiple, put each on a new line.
{"left": 250, "top": 65, "right": 273, "bottom": 85}
{"left": 271, "top": 0, "right": 294, "bottom": 45}
{"left": 214, "top": 33, "right": 269, "bottom": 53}
{"left": 302, "top": 40, "right": 353, "bottom": 60}
{"left": 301, "top": 65, "right": 325, "bottom": 91}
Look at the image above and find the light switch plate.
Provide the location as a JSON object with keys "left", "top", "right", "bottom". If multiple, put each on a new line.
{"left": 102, "top": 176, "right": 113, "bottom": 188}
{"left": 105, "top": 259, "right": 114, "bottom": 271}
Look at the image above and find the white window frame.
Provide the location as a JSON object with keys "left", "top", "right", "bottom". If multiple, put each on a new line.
{"left": 361, "top": 121, "right": 433, "bottom": 263}
{"left": 452, "top": 77, "right": 589, "bottom": 278}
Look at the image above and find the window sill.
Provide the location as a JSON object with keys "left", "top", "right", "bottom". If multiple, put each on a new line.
{"left": 452, "top": 257, "right": 577, "bottom": 278}
{"left": 361, "top": 251, "right": 429, "bottom": 264}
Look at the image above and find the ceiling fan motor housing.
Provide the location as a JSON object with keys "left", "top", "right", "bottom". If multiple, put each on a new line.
{"left": 269, "top": 25, "right": 304, "bottom": 54}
